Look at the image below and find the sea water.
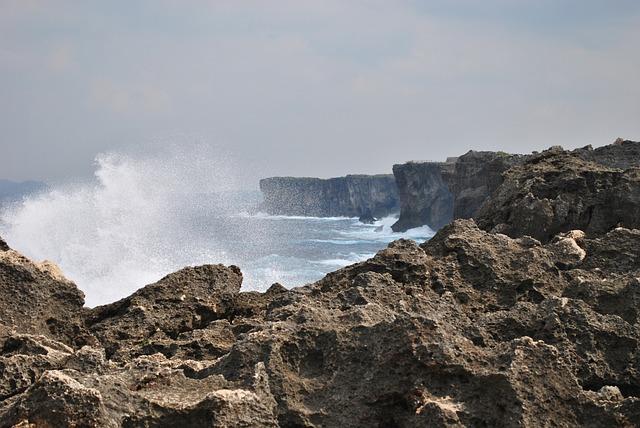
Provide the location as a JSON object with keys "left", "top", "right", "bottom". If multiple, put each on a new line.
{"left": 0, "top": 148, "right": 434, "bottom": 306}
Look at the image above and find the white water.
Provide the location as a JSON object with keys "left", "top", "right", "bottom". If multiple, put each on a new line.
{"left": 0, "top": 147, "right": 245, "bottom": 306}
{"left": 0, "top": 148, "right": 436, "bottom": 307}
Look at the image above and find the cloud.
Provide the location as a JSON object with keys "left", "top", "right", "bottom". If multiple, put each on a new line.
{"left": 0, "top": 1, "right": 639, "bottom": 182}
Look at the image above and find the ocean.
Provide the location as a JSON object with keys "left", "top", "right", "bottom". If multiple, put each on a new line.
{"left": 0, "top": 149, "right": 434, "bottom": 306}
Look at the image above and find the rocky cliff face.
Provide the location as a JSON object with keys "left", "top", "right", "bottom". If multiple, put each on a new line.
{"left": 2, "top": 140, "right": 640, "bottom": 427}
{"left": 442, "top": 150, "right": 526, "bottom": 219}
{"left": 576, "top": 138, "right": 640, "bottom": 170}
{"left": 477, "top": 143, "right": 640, "bottom": 242}
{"left": 259, "top": 174, "right": 399, "bottom": 218}
{"left": 391, "top": 151, "right": 524, "bottom": 232}
{"left": 393, "top": 140, "right": 640, "bottom": 233}
{"left": 391, "top": 162, "right": 454, "bottom": 232}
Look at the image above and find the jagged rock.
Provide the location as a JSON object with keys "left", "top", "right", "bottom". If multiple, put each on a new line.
{"left": 393, "top": 141, "right": 640, "bottom": 233}
{"left": 0, "top": 236, "right": 9, "bottom": 252}
{"left": 0, "top": 245, "right": 93, "bottom": 348}
{"left": 2, "top": 142, "right": 640, "bottom": 426}
{"left": 259, "top": 175, "right": 399, "bottom": 218}
{"left": 358, "top": 213, "right": 377, "bottom": 224}
{"left": 0, "top": 334, "right": 278, "bottom": 427}
{"left": 575, "top": 139, "right": 640, "bottom": 170}
{"left": 0, "top": 334, "right": 73, "bottom": 401}
{"left": 476, "top": 147, "right": 640, "bottom": 242}
{"left": 86, "top": 264, "right": 243, "bottom": 361}
{"left": 3, "top": 219, "right": 640, "bottom": 425}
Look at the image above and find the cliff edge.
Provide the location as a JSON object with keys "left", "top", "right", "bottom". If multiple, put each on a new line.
{"left": 259, "top": 174, "right": 399, "bottom": 218}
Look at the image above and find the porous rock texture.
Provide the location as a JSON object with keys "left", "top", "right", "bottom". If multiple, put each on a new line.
{"left": 2, "top": 218, "right": 640, "bottom": 426}
{"left": 476, "top": 145, "right": 640, "bottom": 242}
{"left": 2, "top": 141, "right": 640, "bottom": 426}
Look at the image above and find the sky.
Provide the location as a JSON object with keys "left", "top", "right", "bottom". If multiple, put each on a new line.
{"left": 1, "top": 0, "right": 639, "bottom": 186}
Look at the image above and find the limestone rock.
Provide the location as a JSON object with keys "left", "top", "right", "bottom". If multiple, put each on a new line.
{"left": 0, "top": 246, "right": 92, "bottom": 348}
{"left": 259, "top": 175, "right": 399, "bottom": 218}
{"left": 476, "top": 147, "right": 640, "bottom": 242}
{"left": 391, "top": 161, "right": 454, "bottom": 232}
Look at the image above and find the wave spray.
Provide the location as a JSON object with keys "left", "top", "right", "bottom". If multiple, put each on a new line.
{"left": 0, "top": 146, "right": 256, "bottom": 306}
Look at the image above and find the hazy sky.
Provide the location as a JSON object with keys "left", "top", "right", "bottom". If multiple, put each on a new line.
{"left": 1, "top": 0, "right": 639, "bottom": 185}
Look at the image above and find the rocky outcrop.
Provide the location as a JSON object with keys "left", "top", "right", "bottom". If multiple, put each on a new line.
{"left": 575, "top": 138, "right": 640, "bottom": 170}
{"left": 393, "top": 140, "right": 640, "bottom": 233}
{"left": 476, "top": 145, "right": 640, "bottom": 242}
{"left": 3, "top": 204, "right": 640, "bottom": 426}
{"left": 2, "top": 141, "right": 640, "bottom": 426}
{"left": 391, "top": 161, "right": 454, "bottom": 232}
{"left": 0, "top": 240, "right": 93, "bottom": 348}
{"left": 442, "top": 150, "right": 526, "bottom": 219}
{"left": 391, "top": 151, "right": 525, "bottom": 232}
{"left": 259, "top": 174, "right": 399, "bottom": 218}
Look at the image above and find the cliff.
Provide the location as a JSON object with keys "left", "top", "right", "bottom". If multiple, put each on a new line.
{"left": 391, "top": 151, "right": 524, "bottom": 232}
{"left": 392, "top": 140, "right": 640, "bottom": 232}
{"left": 259, "top": 174, "right": 399, "bottom": 218}
{"left": 477, "top": 142, "right": 640, "bottom": 242}
{"left": 443, "top": 150, "right": 526, "bottom": 219}
{"left": 390, "top": 161, "right": 454, "bottom": 232}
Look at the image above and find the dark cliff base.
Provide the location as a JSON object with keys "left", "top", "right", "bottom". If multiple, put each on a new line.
{"left": 391, "top": 161, "right": 454, "bottom": 232}
{"left": 392, "top": 151, "right": 525, "bottom": 232}
{"left": 392, "top": 139, "right": 640, "bottom": 232}
{"left": 1, "top": 141, "right": 640, "bottom": 426}
{"left": 259, "top": 174, "right": 399, "bottom": 218}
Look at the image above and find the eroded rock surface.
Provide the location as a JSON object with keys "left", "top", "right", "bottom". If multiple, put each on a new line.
{"left": 2, "top": 214, "right": 640, "bottom": 427}
{"left": 0, "top": 242, "right": 92, "bottom": 348}
{"left": 1, "top": 140, "right": 640, "bottom": 426}
{"left": 476, "top": 146, "right": 640, "bottom": 242}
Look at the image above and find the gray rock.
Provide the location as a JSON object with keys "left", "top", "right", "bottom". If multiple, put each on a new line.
{"left": 391, "top": 161, "right": 453, "bottom": 232}
{"left": 259, "top": 174, "right": 399, "bottom": 218}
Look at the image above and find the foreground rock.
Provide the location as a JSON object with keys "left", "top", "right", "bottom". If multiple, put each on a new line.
{"left": 0, "top": 241, "right": 92, "bottom": 348}
{"left": 2, "top": 212, "right": 640, "bottom": 426}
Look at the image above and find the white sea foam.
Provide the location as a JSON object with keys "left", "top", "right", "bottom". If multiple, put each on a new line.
{"left": 308, "top": 239, "right": 374, "bottom": 245}
{"left": 237, "top": 211, "right": 357, "bottom": 222}
{"left": 312, "top": 252, "right": 376, "bottom": 267}
{"left": 0, "top": 146, "right": 243, "bottom": 306}
{"left": 337, "top": 215, "right": 436, "bottom": 243}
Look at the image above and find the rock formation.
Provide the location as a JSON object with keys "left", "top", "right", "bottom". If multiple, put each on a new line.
{"left": 391, "top": 161, "right": 454, "bottom": 232}
{"left": 393, "top": 140, "right": 640, "bottom": 233}
{"left": 442, "top": 150, "right": 526, "bottom": 219}
{"left": 259, "top": 175, "right": 399, "bottom": 218}
{"left": 2, "top": 216, "right": 640, "bottom": 426}
{"left": 1, "top": 140, "right": 640, "bottom": 426}
{"left": 391, "top": 151, "right": 524, "bottom": 232}
{"left": 476, "top": 144, "right": 640, "bottom": 242}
